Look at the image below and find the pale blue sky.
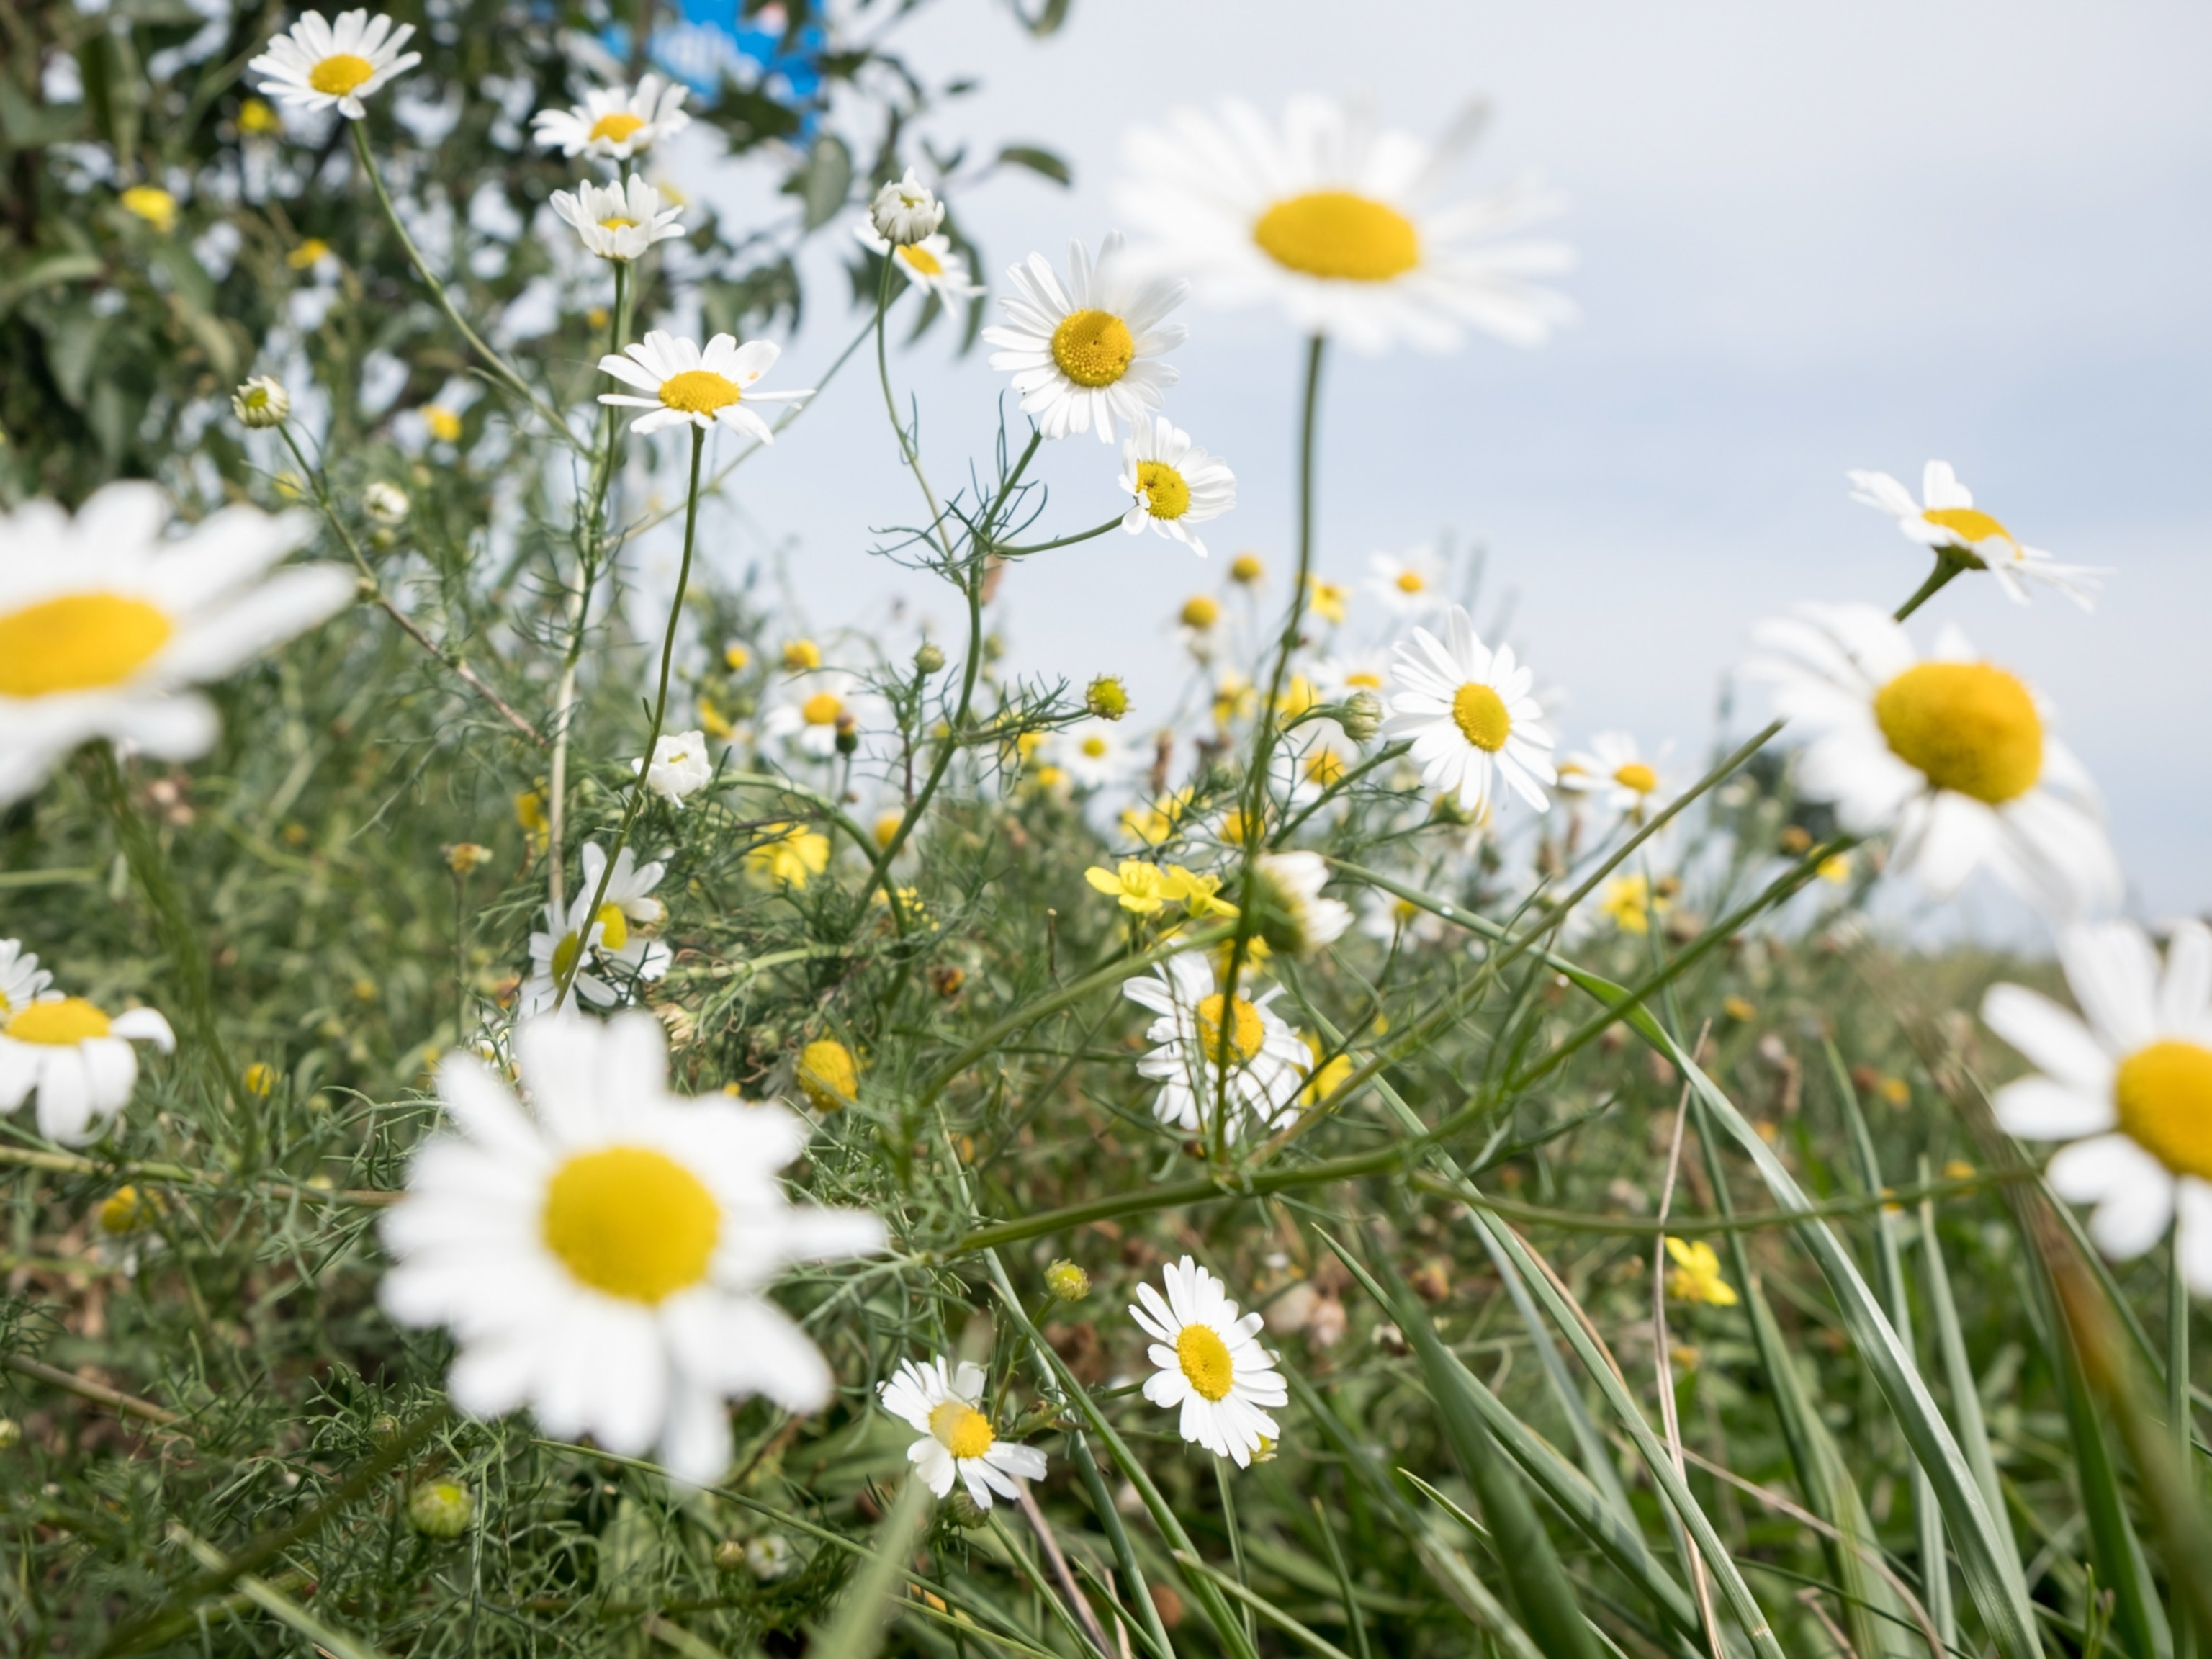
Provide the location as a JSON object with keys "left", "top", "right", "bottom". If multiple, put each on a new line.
{"left": 667, "top": 0, "right": 2212, "bottom": 925}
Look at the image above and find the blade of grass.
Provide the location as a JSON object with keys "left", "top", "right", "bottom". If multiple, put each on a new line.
{"left": 1311, "top": 1496, "right": 1375, "bottom": 1659}
{"left": 1172, "top": 1552, "right": 1357, "bottom": 1659}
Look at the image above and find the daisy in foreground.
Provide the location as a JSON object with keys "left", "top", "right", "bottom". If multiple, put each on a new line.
{"left": 552, "top": 176, "right": 685, "bottom": 264}
{"left": 519, "top": 844, "right": 671, "bottom": 1016}
{"left": 531, "top": 74, "right": 691, "bottom": 161}
{"left": 1120, "top": 418, "right": 1236, "bottom": 557}
{"left": 249, "top": 9, "right": 419, "bottom": 121}
{"left": 854, "top": 222, "right": 982, "bottom": 302}
{"left": 0, "top": 483, "right": 352, "bottom": 804}
{"left": 878, "top": 1357, "right": 1047, "bottom": 1509}
{"left": 599, "top": 332, "right": 811, "bottom": 440}
{"left": 1848, "top": 461, "right": 2104, "bottom": 610}
{"left": 1744, "top": 603, "right": 2119, "bottom": 915}
{"left": 1125, "top": 951, "right": 1308, "bottom": 1138}
{"left": 1982, "top": 921, "right": 2212, "bottom": 1282}
{"left": 380, "top": 1013, "right": 886, "bottom": 1483}
{"left": 1116, "top": 95, "right": 1574, "bottom": 354}
{"left": 1558, "top": 732, "right": 1665, "bottom": 819}
{"left": 1380, "top": 603, "right": 1555, "bottom": 816}
{"left": 1132, "top": 1256, "right": 1286, "bottom": 1466}
{"left": 0, "top": 981, "right": 174, "bottom": 1146}
{"left": 981, "top": 234, "right": 1187, "bottom": 443}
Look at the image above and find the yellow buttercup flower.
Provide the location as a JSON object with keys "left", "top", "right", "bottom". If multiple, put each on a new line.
{"left": 1664, "top": 1238, "right": 1737, "bottom": 1307}
{"left": 1087, "top": 860, "right": 1168, "bottom": 914}
{"left": 1161, "top": 866, "right": 1236, "bottom": 920}
{"left": 1299, "top": 1033, "right": 1356, "bottom": 1107}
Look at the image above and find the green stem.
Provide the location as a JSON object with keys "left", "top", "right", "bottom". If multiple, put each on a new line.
{"left": 350, "top": 124, "right": 577, "bottom": 447}
{"left": 554, "top": 424, "right": 704, "bottom": 1010}
{"left": 1215, "top": 1457, "right": 1257, "bottom": 1647}
{"left": 1894, "top": 554, "right": 1967, "bottom": 621}
{"left": 2177, "top": 1231, "right": 2198, "bottom": 1659}
{"left": 89, "top": 745, "right": 245, "bottom": 1143}
{"left": 994, "top": 517, "right": 1123, "bottom": 557}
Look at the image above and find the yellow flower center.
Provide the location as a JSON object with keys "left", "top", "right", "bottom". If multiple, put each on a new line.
{"left": 2114, "top": 1041, "right": 2212, "bottom": 1182}
{"left": 1195, "top": 993, "right": 1265, "bottom": 1064}
{"left": 898, "top": 243, "right": 945, "bottom": 276}
{"left": 1305, "top": 748, "right": 1346, "bottom": 786}
{"left": 541, "top": 1146, "right": 719, "bottom": 1303}
{"left": 1872, "top": 661, "right": 2043, "bottom": 805}
{"left": 308, "top": 53, "right": 377, "bottom": 96}
{"left": 1346, "top": 670, "right": 1383, "bottom": 690}
{"left": 658, "top": 369, "right": 742, "bottom": 415}
{"left": 1614, "top": 762, "right": 1658, "bottom": 794}
{"left": 783, "top": 639, "right": 821, "bottom": 671}
{"left": 550, "top": 930, "right": 584, "bottom": 986}
{"left": 1252, "top": 190, "right": 1421, "bottom": 282}
{"left": 100, "top": 1185, "right": 153, "bottom": 1235}
{"left": 1395, "top": 570, "right": 1426, "bottom": 593}
{"left": 0, "top": 594, "right": 173, "bottom": 698}
{"left": 1136, "top": 461, "right": 1191, "bottom": 521}
{"left": 801, "top": 691, "right": 845, "bottom": 726}
{"left": 1922, "top": 506, "right": 2012, "bottom": 545}
{"left": 1176, "top": 1323, "right": 1236, "bottom": 1401}
{"left": 587, "top": 111, "right": 648, "bottom": 145}
{"left": 598, "top": 216, "right": 638, "bottom": 231}
{"left": 928, "top": 1399, "right": 997, "bottom": 1460}
{"left": 1049, "top": 308, "right": 1135, "bottom": 387}
{"left": 799, "top": 1038, "right": 859, "bottom": 1107}
{"left": 6, "top": 997, "right": 114, "bottom": 1046}
{"left": 1181, "top": 595, "right": 1220, "bottom": 630}
{"left": 1450, "top": 683, "right": 1511, "bottom": 752}
{"left": 595, "top": 904, "right": 629, "bottom": 952}
{"left": 1081, "top": 736, "right": 1110, "bottom": 759}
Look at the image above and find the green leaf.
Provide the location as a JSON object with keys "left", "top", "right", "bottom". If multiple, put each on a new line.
{"left": 0, "top": 250, "right": 102, "bottom": 323}
{"left": 809, "top": 1478, "right": 932, "bottom": 1659}
{"left": 995, "top": 144, "right": 1072, "bottom": 187}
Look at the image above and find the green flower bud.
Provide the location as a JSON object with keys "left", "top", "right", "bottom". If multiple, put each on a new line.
{"left": 914, "top": 642, "right": 946, "bottom": 675}
{"left": 232, "top": 376, "right": 290, "bottom": 428}
{"left": 1045, "top": 1259, "right": 1090, "bottom": 1301}
{"left": 946, "top": 1489, "right": 992, "bottom": 1529}
{"left": 1339, "top": 690, "right": 1382, "bottom": 744}
{"left": 407, "top": 1479, "right": 473, "bottom": 1539}
{"left": 1085, "top": 677, "right": 1129, "bottom": 721}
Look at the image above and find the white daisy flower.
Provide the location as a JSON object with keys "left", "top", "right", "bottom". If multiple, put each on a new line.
{"left": 249, "top": 9, "right": 420, "bottom": 121}
{"left": 598, "top": 331, "right": 812, "bottom": 441}
{"left": 869, "top": 166, "right": 945, "bottom": 246}
{"left": 1124, "top": 952, "right": 1308, "bottom": 1139}
{"left": 853, "top": 222, "right": 982, "bottom": 302}
{"left": 379, "top": 1012, "right": 887, "bottom": 1485}
{"left": 531, "top": 74, "right": 691, "bottom": 161}
{"left": 1983, "top": 921, "right": 2212, "bottom": 1285}
{"left": 518, "top": 844, "right": 671, "bottom": 1016}
{"left": 1364, "top": 544, "right": 1447, "bottom": 618}
{"left": 760, "top": 670, "right": 887, "bottom": 761}
{"left": 1117, "top": 95, "right": 1575, "bottom": 355}
{"left": 1557, "top": 732, "right": 1665, "bottom": 819}
{"left": 1848, "top": 461, "right": 2105, "bottom": 611}
{"left": 1131, "top": 1256, "right": 1287, "bottom": 1467}
{"left": 1056, "top": 718, "right": 1140, "bottom": 790}
{"left": 877, "top": 1356, "right": 1048, "bottom": 1509}
{"left": 1119, "top": 417, "right": 1236, "bottom": 558}
{"left": 0, "top": 483, "right": 352, "bottom": 806}
{"left": 0, "top": 992, "right": 174, "bottom": 1146}
{"left": 1311, "top": 650, "right": 1390, "bottom": 702}
{"left": 981, "top": 234, "right": 1187, "bottom": 444}
{"left": 553, "top": 176, "right": 685, "bottom": 264}
{"left": 1251, "top": 851, "right": 1353, "bottom": 957}
{"left": 633, "top": 729, "right": 713, "bottom": 805}
{"left": 0, "top": 940, "right": 54, "bottom": 1018}
{"left": 1743, "top": 603, "right": 2120, "bottom": 916}
{"left": 1380, "top": 604, "right": 1555, "bottom": 817}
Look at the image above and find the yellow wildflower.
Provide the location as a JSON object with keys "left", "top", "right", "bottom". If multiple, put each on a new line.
{"left": 423, "top": 405, "right": 463, "bottom": 443}
{"left": 1817, "top": 852, "right": 1852, "bottom": 883}
{"left": 747, "top": 823, "right": 830, "bottom": 888}
{"left": 514, "top": 788, "right": 549, "bottom": 837}
{"left": 243, "top": 1061, "right": 279, "bottom": 1098}
{"left": 1307, "top": 577, "right": 1349, "bottom": 625}
{"left": 238, "top": 97, "right": 282, "bottom": 136}
{"left": 120, "top": 186, "right": 178, "bottom": 233}
{"left": 781, "top": 638, "right": 821, "bottom": 672}
{"left": 287, "top": 237, "right": 332, "bottom": 269}
{"left": 1180, "top": 595, "right": 1220, "bottom": 631}
{"left": 1087, "top": 860, "right": 1168, "bottom": 914}
{"left": 1599, "top": 874, "right": 1669, "bottom": 936}
{"left": 1161, "top": 865, "right": 1236, "bottom": 920}
{"left": 698, "top": 693, "right": 734, "bottom": 740}
{"left": 1721, "top": 994, "right": 1755, "bottom": 1023}
{"left": 797, "top": 1039, "right": 859, "bottom": 1110}
{"left": 724, "top": 643, "right": 750, "bottom": 671}
{"left": 1665, "top": 1237, "right": 1737, "bottom": 1307}
{"left": 1300, "top": 1033, "right": 1356, "bottom": 1107}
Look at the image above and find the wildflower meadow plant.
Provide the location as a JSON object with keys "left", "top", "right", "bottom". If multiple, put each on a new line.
{"left": 4, "top": 9, "right": 2207, "bottom": 1659}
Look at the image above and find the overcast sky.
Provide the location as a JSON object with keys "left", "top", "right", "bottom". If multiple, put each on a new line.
{"left": 667, "top": 0, "right": 2212, "bottom": 928}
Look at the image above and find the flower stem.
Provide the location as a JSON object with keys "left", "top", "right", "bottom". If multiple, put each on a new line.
{"left": 553, "top": 423, "right": 704, "bottom": 1011}
{"left": 1893, "top": 553, "right": 1966, "bottom": 621}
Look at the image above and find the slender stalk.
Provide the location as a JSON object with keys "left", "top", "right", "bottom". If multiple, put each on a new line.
{"left": 994, "top": 517, "right": 1123, "bottom": 558}
{"left": 1894, "top": 554, "right": 1967, "bottom": 621}
{"left": 553, "top": 425, "right": 704, "bottom": 1010}
{"left": 2177, "top": 1231, "right": 2198, "bottom": 1659}
{"left": 1215, "top": 1456, "right": 1257, "bottom": 1647}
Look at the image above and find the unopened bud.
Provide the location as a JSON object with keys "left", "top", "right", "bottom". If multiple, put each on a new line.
{"left": 1084, "top": 677, "right": 1128, "bottom": 721}
{"left": 408, "top": 1479, "right": 473, "bottom": 1538}
{"left": 914, "top": 642, "right": 945, "bottom": 675}
{"left": 232, "top": 375, "right": 290, "bottom": 428}
{"left": 869, "top": 166, "right": 944, "bottom": 246}
{"left": 834, "top": 716, "right": 860, "bottom": 755}
{"left": 363, "top": 482, "right": 410, "bottom": 526}
{"left": 1045, "top": 1259, "right": 1090, "bottom": 1301}
{"left": 1339, "top": 690, "right": 1382, "bottom": 744}
{"left": 946, "top": 1489, "right": 992, "bottom": 1529}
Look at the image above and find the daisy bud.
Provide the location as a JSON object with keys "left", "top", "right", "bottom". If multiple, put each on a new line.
{"left": 99, "top": 1186, "right": 158, "bottom": 1236}
{"left": 744, "top": 1534, "right": 794, "bottom": 1581}
{"left": 1248, "top": 851, "right": 1353, "bottom": 959}
{"left": 1045, "top": 1259, "right": 1090, "bottom": 1302}
{"left": 362, "top": 482, "right": 410, "bottom": 526}
{"left": 914, "top": 642, "right": 946, "bottom": 675}
{"left": 946, "top": 1489, "right": 992, "bottom": 1529}
{"left": 869, "top": 166, "right": 944, "bottom": 246}
{"left": 0, "top": 1419, "right": 18, "bottom": 1449}
{"left": 834, "top": 714, "right": 860, "bottom": 755}
{"left": 1339, "top": 690, "right": 1382, "bottom": 744}
{"left": 233, "top": 376, "right": 291, "bottom": 428}
{"left": 713, "top": 1539, "right": 747, "bottom": 1573}
{"left": 408, "top": 1479, "right": 473, "bottom": 1539}
{"left": 1085, "top": 676, "right": 1129, "bottom": 721}
{"left": 1229, "top": 552, "right": 1265, "bottom": 585}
